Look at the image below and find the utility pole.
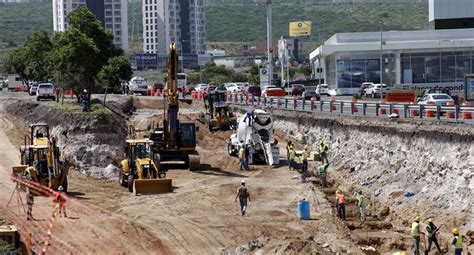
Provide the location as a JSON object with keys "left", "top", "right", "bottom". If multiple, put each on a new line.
{"left": 266, "top": 0, "right": 273, "bottom": 87}
{"left": 380, "top": 25, "right": 383, "bottom": 99}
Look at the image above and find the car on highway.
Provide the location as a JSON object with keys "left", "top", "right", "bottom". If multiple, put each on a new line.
{"left": 316, "top": 84, "right": 330, "bottom": 96}
{"left": 245, "top": 85, "right": 261, "bottom": 97}
{"left": 29, "top": 82, "right": 39, "bottom": 96}
{"left": 225, "top": 83, "right": 244, "bottom": 92}
{"left": 194, "top": 83, "right": 208, "bottom": 92}
{"left": 36, "top": 83, "right": 56, "bottom": 101}
{"left": 262, "top": 86, "right": 286, "bottom": 97}
{"left": 417, "top": 93, "right": 455, "bottom": 106}
{"left": 364, "top": 83, "right": 389, "bottom": 98}
{"left": 291, "top": 84, "right": 306, "bottom": 96}
{"left": 301, "top": 91, "right": 320, "bottom": 101}
{"left": 359, "top": 82, "right": 374, "bottom": 97}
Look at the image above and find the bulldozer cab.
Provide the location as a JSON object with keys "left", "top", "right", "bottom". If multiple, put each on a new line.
{"left": 206, "top": 91, "right": 227, "bottom": 117}
{"left": 30, "top": 124, "right": 50, "bottom": 146}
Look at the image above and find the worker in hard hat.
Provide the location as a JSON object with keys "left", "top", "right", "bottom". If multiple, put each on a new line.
{"left": 81, "top": 89, "right": 89, "bottom": 112}
{"left": 319, "top": 140, "right": 329, "bottom": 165}
{"left": 301, "top": 145, "right": 309, "bottom": 172}
{"left": 452, "top": 228, "right": 464, "bottom": 255}
{"left": 357, "top": 190, "right": 366, "bottom": 223}
{"left": 318, "top": 163, "right": 329, "bottom": 187}
{"left": 288, "top": 145, "right": 296, "bottom": 171}
{"left": 335, "top": 190, "right": 346, "bottom": 220}
{"left": 243, "top": 107, "right": 254, "bottom": 126}
{"left": 301, "top": 130, "right": 309, "bottom": 146}
{"left": 410, "top": 216, "right": 421, "bottom": 255}
{"left": 424, "top": 218, "right": 441, "bottom": 254}
{"left": 235, "top": 180, "right": 250, "bottom": 216}
{"left": 53, "top": 186, "right": 67, "bottom": 218}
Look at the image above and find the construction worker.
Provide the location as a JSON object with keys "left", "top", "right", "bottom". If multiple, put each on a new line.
{"left": 26, "top": 188, "right": 34, "bottom": 221}
{"left": 335, "top": 190, "right": 346, "bottom": 220}
{"left": 243, "top": 107, "right": 254, "bottom": 126}
{"left": 301, "top": 145, "right": 309, "bottom": 172}
{"left": 424, "top": 218, "right": 441, "bottom": 254}
{"left": 319, "top": 140, "right": 329, "bottom": 165}
{"left": 318, "top": 163, "right": 329, "bottom": 187}
{"left": 286, "top": 141, "right": 293, "bottom": 161}
{"left": 288, "top": 145, "right": 296, "bottom": 171}
{"left": 238, "top": 145, "right": 246, "bottom": 171}
{"left": 53, "top": 186, "right": 67, "bottom": 218}
{"left": 81, "top": 89, "right": 89, "bottom": 112}
{"left": 411, "top": 216, "right": 421, "bottom": 255}
{"left": 235, "top": 180, "right": 250, "bottom": 216}
{"left": 357, "top": 190, "right": 366, "bottom": 222}
{"left": 301, "top": 130, "right": 309, "bottom": 146}
{"left": 451, "top": 228, "right": 463, "bottom": 255}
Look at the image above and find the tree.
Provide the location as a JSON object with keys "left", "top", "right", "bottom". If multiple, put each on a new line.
{"left": 5, "top": 47, "right": 28, "bottom": 83}
{"left": 187, "top": 73, "right": 200, "bottom": 85}
{"left": 98, "top": 56, "right": 132, "bottom": 103}
{"left": 23, "top": 31, "right": 52, "bottom": 82}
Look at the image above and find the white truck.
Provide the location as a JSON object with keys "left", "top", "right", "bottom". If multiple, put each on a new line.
{"left": 227, "top": 109, "right": 280, "bottom": 166}
{"left": 128, "top": 77, "right": 148, "bottom": 95}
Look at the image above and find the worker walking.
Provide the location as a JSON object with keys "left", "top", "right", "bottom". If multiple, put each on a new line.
{"left": 411, "top": 216, "right": 422, "bottom": 255}
{"left": 53, "top": 186, "right": 67, "bottom": 218}
{"left": 301, "top": 145, "right": 309, "bottom": 172}
{"left": 335, "top": 190, "right": 346, "bottom": 220}
{"left": 424, "top": 218, "right": 442, "bottom": 254}
{"left": 81, "top": 89, "right": 89, "bottom": 112}
{"left": 452, "top": 228, "right": 464, "bottom": 255}
{"left": 320, "top": 140, "right": 329, "bottom": 165}
{"left": 238, "top": 145, "right": 246, "bottom": 171}
{"left": 357, "top": 190, "right": 366, "bottom": 222}
{"left": 26, "top": 188, "right": 34, "bottom": 221}
{"left": 235, "top": 180, "right": 250, "bottom": 216}
{"left": 318, "top": 164, "right": 329, "bottom": 187}
{"left": 288, "top": 145, "right": 296, "bottom": 171}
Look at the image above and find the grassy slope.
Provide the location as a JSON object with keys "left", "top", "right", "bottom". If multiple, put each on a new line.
{"left": 0, "top": 2, "right": 428, "bottom": 62}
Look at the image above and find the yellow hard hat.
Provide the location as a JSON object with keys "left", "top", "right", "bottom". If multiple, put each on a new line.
{"left": 401, "top": 252, "right": 407, "bottom": 255}
{"left": 415, "top": 216, "right": 421, "bottom": 222}
{"left": 304, "top": 145, "right": 308, "bottom": 150}
{"left": 336, "top": 190, "right": 341, "bottom": 194}
{"left": 452, "top": 228, "right": 459, "bottom": 235}
{"left": 427, "top": 218, "right": 433, "bottom": 223}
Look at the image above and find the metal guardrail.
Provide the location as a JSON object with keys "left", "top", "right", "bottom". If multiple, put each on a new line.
{"left": 225, "top": 93, "right": 474, "bottom": 122}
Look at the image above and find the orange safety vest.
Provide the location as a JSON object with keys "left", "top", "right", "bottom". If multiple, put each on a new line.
{"left": 337, "top": 194, "right": 345, "bottom": 204}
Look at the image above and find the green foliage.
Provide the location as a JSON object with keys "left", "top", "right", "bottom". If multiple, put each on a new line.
{"left": 23, "top": 31, "right": 53, "bottom": 82}
{"left": 56, "top": 99, "right": 112, "bottom": 116}
{"left": 0, "top": 239, "right": 14, "bottom": 253}
{"left": 5, "top": 47, "right": 27, "bottom": 81}
{"left": 187, "top": 73, "right": 201, "bottom": 85}
{"left": 98, "top": 56, "right": 133, "bottom": 89}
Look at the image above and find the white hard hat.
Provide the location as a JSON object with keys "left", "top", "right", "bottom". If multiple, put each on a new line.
{"left": 58, "top": 186, "right": 64, "bottom": 191}
{"left": 241, "top": 180, "right": 246, "bottom": 184}
{"left": 83, "top": 89, "right": 87, "bottom": 93}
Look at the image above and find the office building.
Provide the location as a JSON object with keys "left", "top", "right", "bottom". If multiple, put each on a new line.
{"left": 52, "top": 0, "right": 128, "bottom": 52}
{"left": 143, "top": 0, "right": 206, "bottom": 64}
{"left": 309, "top": 0, "right": 474, "bottom": 95}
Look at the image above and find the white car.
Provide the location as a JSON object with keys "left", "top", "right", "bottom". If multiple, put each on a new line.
{"left": 364, "top": 83, "right": 389, "bottom": 98}
{"left": 194, "top": 84, "right": 208, "bottom": 92}
{"left": 29, "top": 83, "right": 39, "bottom": 96}
{"left": 316, "top": 84, "right": 329, "bottom": 96}
{"left": 225, "top": 83, "right": 244, "bottom": 92}
{"left": 36, "top": 83, "right": 55, "bottom": 101}
{"left": 417, "top": 93, "right": 454, "bottom": 106}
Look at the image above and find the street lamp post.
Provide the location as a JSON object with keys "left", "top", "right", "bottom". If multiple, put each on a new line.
{"left": 380, "top": 25, "right": 384, "bottom": 99}
{"left": 266, "top": 0, "right": 273, "bottom": 87}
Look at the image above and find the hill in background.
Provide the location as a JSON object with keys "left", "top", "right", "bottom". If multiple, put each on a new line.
{"left": 0, "top": 1, "right": 427, "bottom": 66}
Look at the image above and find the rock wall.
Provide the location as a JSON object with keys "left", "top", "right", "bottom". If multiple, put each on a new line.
{"left": 269, "top": 109, "right": 474, "bottom": 233}
{"left": 3, "top": 97, "right": 131, "bottom": 179}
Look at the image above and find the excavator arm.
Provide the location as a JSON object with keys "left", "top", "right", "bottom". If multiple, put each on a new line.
{"left": 164, "top": 43, "right": 180, "bottom": 149}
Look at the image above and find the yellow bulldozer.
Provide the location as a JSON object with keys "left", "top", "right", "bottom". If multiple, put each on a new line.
{"left": 119, "top": 139, "right": 172, "bottom": 194}
{"left": 12, "top": 123, "right": 68, "bottom": 192}
{"left": 199, "top": 90, "right": 237, "bottom": 131}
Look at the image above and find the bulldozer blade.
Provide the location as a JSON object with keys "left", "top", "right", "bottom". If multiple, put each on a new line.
{"left": 133, "top": 179, "right": 173, "bottom": 195}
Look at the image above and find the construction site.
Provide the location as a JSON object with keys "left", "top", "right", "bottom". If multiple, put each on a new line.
{"left": 0, "top": 49, "right": 472, "bottom": 254}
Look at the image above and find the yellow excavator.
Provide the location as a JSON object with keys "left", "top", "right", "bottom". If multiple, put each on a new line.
{"left": 148, "top": 43, "right": 200, "bottom": 170}
{"left": 119, "top": 138, "right": 172, "bottom": 194}
{"left": 12, "top": 123, "right": 68, "bottom": 192}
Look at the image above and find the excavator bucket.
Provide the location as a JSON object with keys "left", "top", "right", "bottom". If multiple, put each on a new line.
{"left": 133, "top": 179, "right": 172, "bottom": 195}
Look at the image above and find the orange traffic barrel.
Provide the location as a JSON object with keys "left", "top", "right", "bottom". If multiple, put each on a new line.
{"left": 462, "top": 101, "right": 473, "bottom": 119}
{"left": 446, "top": 101, "right": 455, "bottom": 119}
{"left": 425, "top": 101, "right": 436, "bottom": 117}
{"left": 351, "top": 97, "right": 358, "bottom": 112}
{"left": 379, "top": 99, "right": 386, "bottom": 115}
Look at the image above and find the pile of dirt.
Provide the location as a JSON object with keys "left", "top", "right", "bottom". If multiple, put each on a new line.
{"left": 2, "top": 98, "right": 131, "bottom": 179}
{"left": 263, "top": 108, "right": 473, "bottom": 251}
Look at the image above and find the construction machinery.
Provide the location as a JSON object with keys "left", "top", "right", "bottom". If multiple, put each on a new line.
{"left": 227, "top": 109, "right": 280, "bottom": 165}
{"left": 12, "top": 123, "right": 68, "bottom": 191}
{"left": 119, "top": 138, "right": 171, "bottom": 194}
{"left": 199, "top": 90, "right": 237, "bottom": 131}
{"left": 148, "top": 43, "right": 200, "bottom": 171}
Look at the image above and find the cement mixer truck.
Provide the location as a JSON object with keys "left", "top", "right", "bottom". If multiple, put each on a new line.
{"left": 227, "top": 109, "right": 280, "bottom": 166}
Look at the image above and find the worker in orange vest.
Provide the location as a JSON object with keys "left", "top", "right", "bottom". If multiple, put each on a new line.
{"left": 53, "top": 186, "right": 67, "bottom": 218}
{"left": 335, "top": 190, "right": 346, "bottom": 220}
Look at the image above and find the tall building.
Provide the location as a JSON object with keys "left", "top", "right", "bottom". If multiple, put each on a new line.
{"left": 143, "top": 0, "right": 206, "bottom": 58}
{"left": 52, "top": 0, "right": 129, "bottom": 52}
{"left": 429, "top": 0, "right": 474, "bottom": 30}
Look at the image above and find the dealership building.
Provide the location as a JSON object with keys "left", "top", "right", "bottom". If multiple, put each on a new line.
{"left": 309, "top": 0, "right": 474, "bottom": 95}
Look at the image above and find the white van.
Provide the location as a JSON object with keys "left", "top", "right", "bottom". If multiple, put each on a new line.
{"left": 128, "top": 77, "right": 148, "bottom": 96}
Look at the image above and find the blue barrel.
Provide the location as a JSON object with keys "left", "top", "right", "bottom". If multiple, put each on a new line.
{"left": 298, "top": 199, "right": 310, "bottom": 220}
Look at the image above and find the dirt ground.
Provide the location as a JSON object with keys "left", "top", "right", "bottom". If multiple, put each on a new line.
{"left": 1, "top": 94, "right": 471, "bottom": 254}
